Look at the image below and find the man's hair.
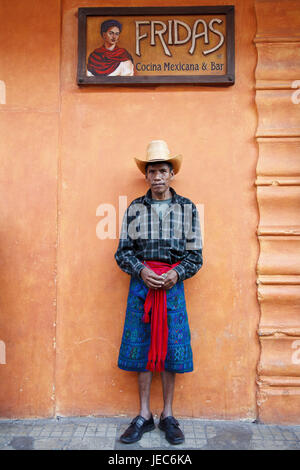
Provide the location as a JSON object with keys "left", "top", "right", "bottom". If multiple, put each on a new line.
{"left": 100, "top": 19, "right": 122, "bottom": 36}
{"left": 145, "top": 161, "right": 173, "bottom": 173}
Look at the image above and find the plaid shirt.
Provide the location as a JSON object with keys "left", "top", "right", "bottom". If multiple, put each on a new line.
{"left": 115, "top": 188, "right": 203, "bottom": 282}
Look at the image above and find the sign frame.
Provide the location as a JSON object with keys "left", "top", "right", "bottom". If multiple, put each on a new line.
{"left": 77, "top": 6, "right": 235, "bottom": 86}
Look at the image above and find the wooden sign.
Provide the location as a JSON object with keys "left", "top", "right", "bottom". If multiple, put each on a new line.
{"left": 77, "top": 6, "right": 235, "bottom": 85}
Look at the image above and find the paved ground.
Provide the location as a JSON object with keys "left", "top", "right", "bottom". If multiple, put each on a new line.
{"left": 0, "top": 416, "right": 300, "bottom": 450}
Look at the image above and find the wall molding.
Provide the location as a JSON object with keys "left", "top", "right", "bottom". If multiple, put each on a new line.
{"left": 254, "top": 0, "right": 300, "bottom": 424}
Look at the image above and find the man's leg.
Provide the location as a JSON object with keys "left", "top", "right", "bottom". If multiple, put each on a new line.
{"left": 119, "top": 370, "right": 154, "bottom": 443}
{"left": 159, "top": 371, "right": 185, "bottom": 444}
{"left": 160, "top": 371, "right": 176, "bottom": 418}
{"left": 138, "top": 371, "right": 153, "bottom": 419}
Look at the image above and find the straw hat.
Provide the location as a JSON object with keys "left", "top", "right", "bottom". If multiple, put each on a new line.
{"left": 134, "top": 140, "right": 182, "bottom": 175}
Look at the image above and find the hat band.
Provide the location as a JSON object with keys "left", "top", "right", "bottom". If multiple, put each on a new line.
{"left": 148, "top": 156, "right": 172, "bottom": 161}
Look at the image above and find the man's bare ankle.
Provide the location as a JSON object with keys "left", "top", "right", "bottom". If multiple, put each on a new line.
{"left": 140, "top": 411, "right": 152, "bottom": 420}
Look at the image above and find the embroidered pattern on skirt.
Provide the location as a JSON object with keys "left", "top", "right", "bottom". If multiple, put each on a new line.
{"left": 118, "top": 276, "right": 193, "bottom": 373}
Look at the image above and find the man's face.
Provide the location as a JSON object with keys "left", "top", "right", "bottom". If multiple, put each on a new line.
{"left": 103, "top": 26, "right": 120, "bottom": 47}
{"left": 145, "top": 163, "right": 174, "bottom": 194}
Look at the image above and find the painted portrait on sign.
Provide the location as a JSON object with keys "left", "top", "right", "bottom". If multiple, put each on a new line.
{"left": 87, "top": 19, "right": 134, "bottom": 77}
{"left": 78, "top": 7, "right": 235, "bottom": 85}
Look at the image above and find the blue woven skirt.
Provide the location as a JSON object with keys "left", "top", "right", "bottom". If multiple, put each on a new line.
{"left": 118, "top": 276, "right": 193, "bottom": 373}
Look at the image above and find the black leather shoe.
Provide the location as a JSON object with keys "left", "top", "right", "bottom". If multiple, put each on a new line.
{"left": 158, "top": 415, "right": 185, "bottom": 445}
{"left": 120, "top": 415, "right": 155, "bottom": 444}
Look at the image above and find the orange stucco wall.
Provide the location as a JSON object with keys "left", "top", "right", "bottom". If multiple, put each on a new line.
{"left": 0, "top": 0, "right": 260, "bottom": 420}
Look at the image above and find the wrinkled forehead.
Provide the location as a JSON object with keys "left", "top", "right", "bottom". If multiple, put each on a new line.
{"left": 146, "top": 162, "right": 173, "bottom": 172}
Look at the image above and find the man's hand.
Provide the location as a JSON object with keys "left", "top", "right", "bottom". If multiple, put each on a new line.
{"left": 140, "top": 268, "right": 179, "bottom": 290}
{"left": 141, "top": 267, "right": 165, "bottom": 290}
{"left": 162, "top": 269, "right": 179, "bottom": 290}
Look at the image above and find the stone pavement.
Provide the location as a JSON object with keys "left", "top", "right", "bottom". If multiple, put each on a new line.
{"left": 0, "top": 415, "right": 300, "bottom": 450}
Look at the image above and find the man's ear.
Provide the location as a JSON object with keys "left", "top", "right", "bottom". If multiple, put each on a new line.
{"left": 170, "top": 170, "right": 175, "bottom": 180}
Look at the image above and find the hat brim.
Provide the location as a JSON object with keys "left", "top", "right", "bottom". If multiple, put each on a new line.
{"left": 134, "top": 155, "right": 182, "bottom": 175}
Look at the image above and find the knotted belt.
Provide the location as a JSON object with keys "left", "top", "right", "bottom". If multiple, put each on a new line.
{"left": 142, "top": 260, "right": 180, "bottom": 372}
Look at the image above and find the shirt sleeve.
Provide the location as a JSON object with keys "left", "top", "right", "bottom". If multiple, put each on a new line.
{"left": 114, "top": 208, "right": 145, "bottom": 278}
{"left": 172, "top": 203, "right": 203, "bottom": 282}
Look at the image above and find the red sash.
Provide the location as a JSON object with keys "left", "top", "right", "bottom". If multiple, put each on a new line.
{"left": 142, "top": 261, "right": 180, "bottom": 372}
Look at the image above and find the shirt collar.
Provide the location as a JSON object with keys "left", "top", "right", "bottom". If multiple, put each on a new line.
{"left": 144, "top": 187, "right": 179, "bottom": 205}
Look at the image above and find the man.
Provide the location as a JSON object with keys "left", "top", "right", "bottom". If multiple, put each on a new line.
{"left": 115, "top": 140, "right": 203, "bottom": 445}
{"left": 87, "top": 19, "right": 134, "bottom": 77}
